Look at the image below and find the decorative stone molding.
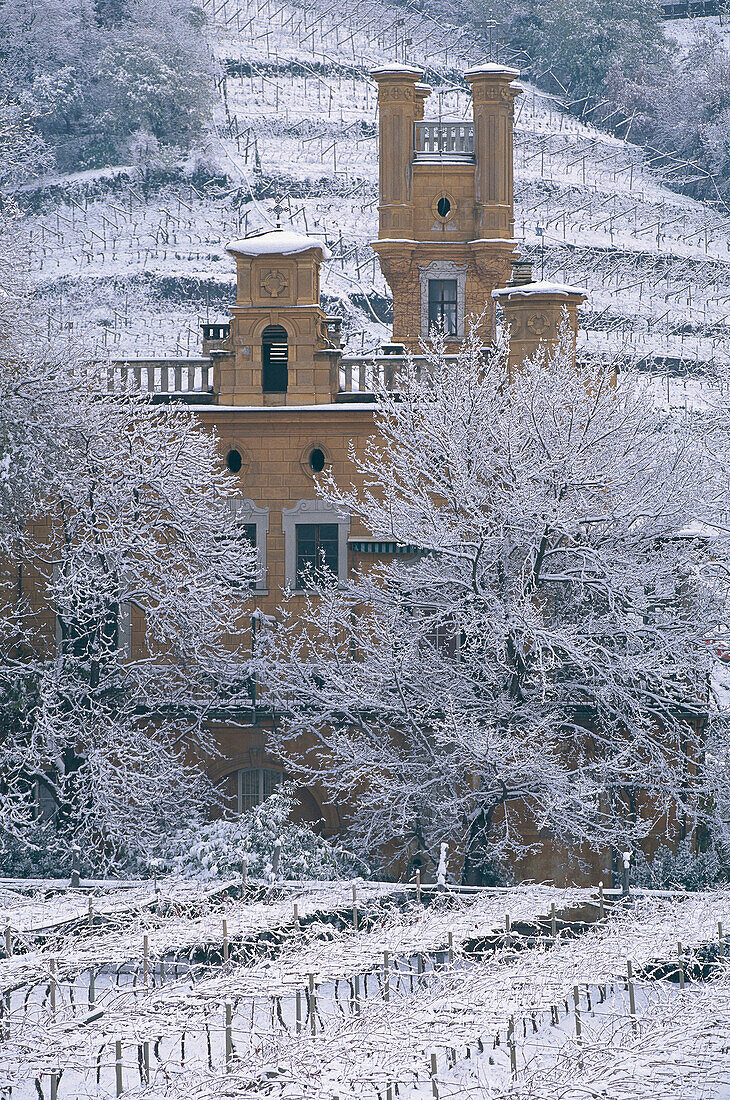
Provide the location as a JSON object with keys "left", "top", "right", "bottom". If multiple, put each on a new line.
{"left": 418, "top": 259, "right": 467, "bottom": 339}
{"left": 228, "top": 498, "right": 269, "bottom": 590}
{"left": 281, "top": 499, "right": 350, "bottom": 590}
{"left": 260, "top": 269, "right": 289, "bottom": 298}
{"left": 525, "top": 311, "right": 554, "bottom": 337}
{"left": 431, "top": 191, "right": 456, "bottom": 224}
{"left": 379, "top": 85, "right": 415, "bottom": 101}
{"left": 471, "top": 84, "right": 517, "bottom": 105}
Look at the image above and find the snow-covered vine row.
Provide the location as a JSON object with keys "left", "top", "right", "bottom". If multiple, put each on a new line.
{"left": 2, "top": 882, "right": 730, "bottom": 1099}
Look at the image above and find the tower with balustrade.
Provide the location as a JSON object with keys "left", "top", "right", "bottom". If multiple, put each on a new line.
{"left": 371, "top": 62, "right": 522, "bottom": 349}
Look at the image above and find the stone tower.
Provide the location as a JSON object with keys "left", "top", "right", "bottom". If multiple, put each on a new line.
{"left": 208, "top": 229, "right": 342, "bottom": 405}
{"left": 370, "top": 62, "right": 521, "bottom": 349}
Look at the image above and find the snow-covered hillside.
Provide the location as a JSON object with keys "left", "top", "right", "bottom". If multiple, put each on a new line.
{"left": 16, "top": 0, "right": 730, "bottom": 382}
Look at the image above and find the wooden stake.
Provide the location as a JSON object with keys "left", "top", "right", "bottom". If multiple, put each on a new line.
{"left": 508, "top": 1015, "right": 517, "bottom": 1076}
{"left": 505, "top": 913, "right": 511, "bottom": 948}
{"left": 50, "top": 1072, "right": 58, "bottom": 1100}
{"left": 308, "top": 973, "right": 317, "bottom": 1035}
{"left": 352, "top": 883, "right": 358, "bottom": 931}
{"left": 448, "top": 932, "right": 454, "bottom": 967}
{"left": 599, "top": 882, "right": 605, "bottom": 920}
{"left": 627, "top": 959, "right": 637, "bottom": 1033}
{"left": 88, "top": 897, "right": 94, "bottom": 931}
{"left": 115, "top": 1040, "right": 123, "bottom": 1096}
{"left": 89, "top": 968, "right": 95, "bottom": 1006}
{"left": 293, "top": 902, "right": 299, "bottom": 923}
{"left": 225, "top": 1002, "right": 233, "bottom": 1067}
{"left": 430, "top": 1051, "right": 439, "bottom": 1097}
{"left": 49, "top": 959, "right": 57, "bottom": 1013}
{"left": 143, "top": 1040, "right": 150, "bottom": 1083}
{"left": 720, "top": 921, "right": 725, "bottom": 958}
{"left": 416, "top": 868, "right": 422, "bottom": 904}
{"left": 573, "top": 986, "right": 582, "bottom": 1042}
{"left": 143, "top": 934, "right": 149, "bottom": 984}
{"left": 678, "top": 941, "right": 685, "bottom": 989}
{"left": 550, "top": 902, "right": 556, "bottom": 941}
{"left": 223, "top": 920, "right": 229, "bottom": 969}
{"left": 296, "top": 987, "right": 303, "bottom": 1031}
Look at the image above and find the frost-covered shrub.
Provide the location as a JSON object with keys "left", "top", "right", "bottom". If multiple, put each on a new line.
{"left": 633, "top": 840, "right": 729, "bottom": 892}
{"left": 164, "top": 782, "right": 366, "bottom": 882}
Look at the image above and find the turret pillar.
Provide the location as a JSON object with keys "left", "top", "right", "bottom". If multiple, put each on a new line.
{"left": 493, "top": 273, "right": 587, "bottom": 374}
{"left": 371, "top": 64, "right": 424, "bottom": 241}
{"left": 466, "top": 65, "right": 521, "bottom": 240}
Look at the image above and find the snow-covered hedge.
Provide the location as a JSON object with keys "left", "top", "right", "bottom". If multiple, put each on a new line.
{"left": 633, "top": 839, "right": 729, "bottom": 892}
{"left": 163, "top": 782, "right": 366, "bottom": 882}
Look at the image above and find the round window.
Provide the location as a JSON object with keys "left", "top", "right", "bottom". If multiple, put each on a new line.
{"left": 437, "top": 196, "right": 451, "bottom": 219}
{"left": 309, "top": 448, "right": 326, "bottom": 473}
{"left": 226, "top": 448, "right": 242, "bottom": 474}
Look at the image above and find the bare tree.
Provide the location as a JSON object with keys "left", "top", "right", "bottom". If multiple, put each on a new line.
{"left": 259, "top": 326, "right": 722, "bottom": 883}
{"left": 0, "top": 341, "right": 257, "bottom": 871}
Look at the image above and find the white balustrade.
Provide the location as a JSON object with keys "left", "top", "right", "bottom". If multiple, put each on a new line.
{"left": 414, "top": 121, "right": 474, "bottom": 158}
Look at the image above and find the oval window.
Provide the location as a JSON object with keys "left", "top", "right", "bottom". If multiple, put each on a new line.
{"left": 437, "top": 196, "right": 451, "bottom": 219}
{"left": 309, "top": 448, "right": 326, "bottom": 473}
{"left": 226, "top": 448, "right": 242, "bottom": 474}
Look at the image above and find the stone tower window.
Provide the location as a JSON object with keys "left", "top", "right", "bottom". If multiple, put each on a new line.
{"left": 437, "top": 196, "right": 451, "bottom": 219}
{"left": 262, "top": 324, "right": 288, "bottom": 393}
{"left": 428, "top": 279, "right": 458, "bottom": 336}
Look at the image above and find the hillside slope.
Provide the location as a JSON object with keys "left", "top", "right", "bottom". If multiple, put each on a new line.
{"left": 16, "top": 0, "right": 730, "bottom": 390}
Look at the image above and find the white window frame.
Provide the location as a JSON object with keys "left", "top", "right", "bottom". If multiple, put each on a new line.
{"left": 281, "top": 499, "right": 350, "bottom": 591}
{"left": 228, "top": 498, "right": 269, "bottom": 592}
{"left": 233, "top": 766, "right": 284, "bottom": 814}
{"left": 419, "top": 259, "right": 467, "bottom": 339}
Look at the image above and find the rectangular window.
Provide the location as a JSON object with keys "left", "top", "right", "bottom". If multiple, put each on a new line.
{"left": 238, "top": 768, "right": 283, "bottom": 813}
{"left": 428, "top": 279, "right": 458, "bottom": 336}
{"left": 295, "top": 523, "right": 339, "bottom": 588}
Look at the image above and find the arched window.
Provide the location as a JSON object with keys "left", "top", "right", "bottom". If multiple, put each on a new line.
{"left": 262, "top": 325, "right": 288, "bottom": 393}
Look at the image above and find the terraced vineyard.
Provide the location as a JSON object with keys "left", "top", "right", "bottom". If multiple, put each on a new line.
{"left": 15, "top": 0, "right": 730, "bottom": 390}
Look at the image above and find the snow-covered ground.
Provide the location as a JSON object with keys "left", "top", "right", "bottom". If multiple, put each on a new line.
{"left": 14, "top": 0, "right": 730, "bottom": 380}
{"left": 2, "top": 879, "right": 730, "bottom": 1098}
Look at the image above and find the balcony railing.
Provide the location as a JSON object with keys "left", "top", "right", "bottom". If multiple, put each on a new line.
{"left": 414, "top": 121, "right": 474, "bottom": 160}
{"left": 106, "top": 359, "right": 214, "bottom": 396}
{"left": 338, "top": 353, "right": 461, "bottom": 395}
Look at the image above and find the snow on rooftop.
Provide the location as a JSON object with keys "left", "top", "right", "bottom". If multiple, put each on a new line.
{"left": 370, "top": 63, "right": 424, "bottom": 77}
{"left": 493, "top": 281, "right": 588, "bottom": 300}
{"left": 225, "top": 229, "right": 332, "bottom": 260}
{"left": 465, "top": 63, "right": 521, "bottom": 79}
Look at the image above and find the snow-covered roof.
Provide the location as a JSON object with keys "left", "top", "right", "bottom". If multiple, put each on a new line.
{"left": 225, "top": 229, "right": 332, "bottom": 260}
{"left": 493, "top": 281, "right": 588, "bottom": 300}
{"left": 370, "top": 63, "right": 424, "bottom": 77}
{"left": 465, "top": 63, "right": 520, "bottom": 79}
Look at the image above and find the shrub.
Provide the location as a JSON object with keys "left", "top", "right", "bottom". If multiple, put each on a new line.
{"left": 633, "top": 840, "right": 730, "bottom": 892}
{"left": 163, "top": 782, "right": 368, "bottom": 882}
